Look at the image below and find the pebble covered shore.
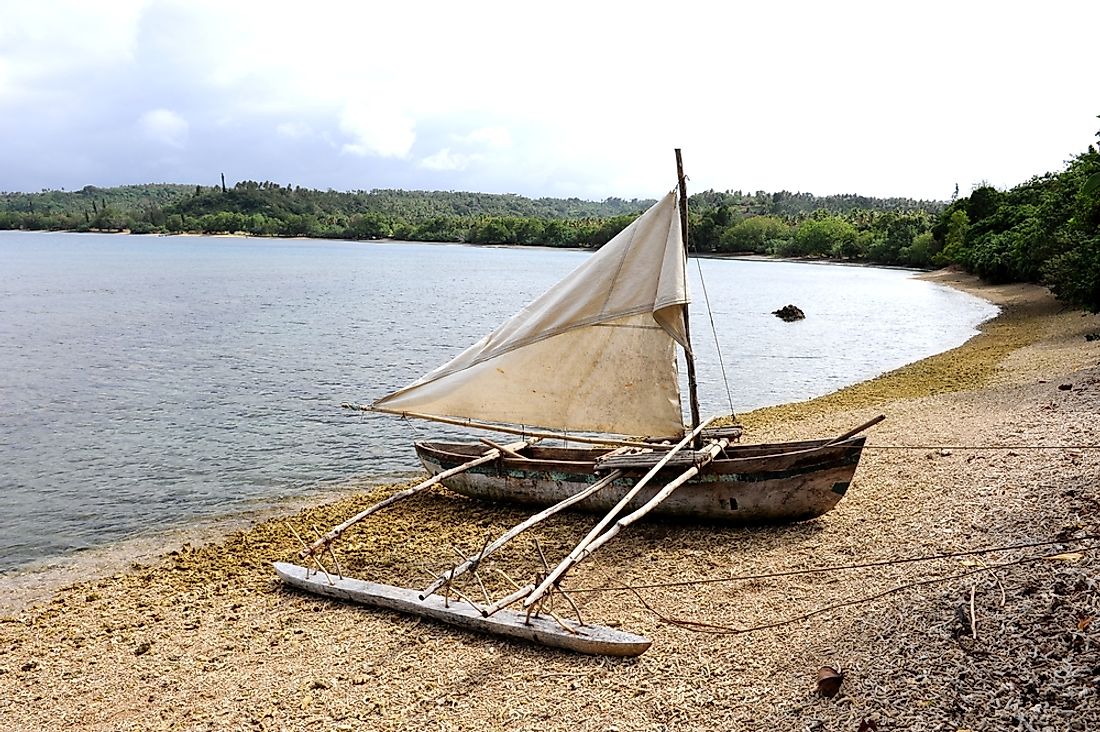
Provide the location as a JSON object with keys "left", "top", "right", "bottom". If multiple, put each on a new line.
{"left": 2, "top": 270, "right": 1099, "bottom": 731}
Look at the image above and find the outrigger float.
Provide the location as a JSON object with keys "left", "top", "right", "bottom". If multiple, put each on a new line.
{"left": 276, "top": 151, "right": 882, "bottom": 656}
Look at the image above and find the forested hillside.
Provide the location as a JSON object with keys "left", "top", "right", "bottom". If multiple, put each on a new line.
{"left": 0, "top": 182, "right": 660, "bottom": 247}
{"left": 0, "top": 179, "right": 943, "bottom": 250}
{"left": 2, "top": 125, "right": 1098, "bottom": 309}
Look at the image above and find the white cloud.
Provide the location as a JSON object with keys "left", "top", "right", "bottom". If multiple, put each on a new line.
{"left": 138, "top": 108, "right": 188, "bottom": 148}
{"left": 1, "top": 0, "right": 1097, "bottom": 198}
{"left": 276, "top": 121, "right": 312, "bottom": 139}
{"left": 419, "top": 149, "right": 482, "bottom": 172}
{"left": 0, "top": 0, "right": 143, "bottom": 78}
{"left": 339, "top": 103, "right": 415, "bottom": 158}
{"left": 456, "top": 127, "right": 512, "bottom": 149}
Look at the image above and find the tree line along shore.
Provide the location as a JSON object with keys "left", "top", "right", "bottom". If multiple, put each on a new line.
{"left": 3, "top": 132, "right": 1098, "bottom": 311}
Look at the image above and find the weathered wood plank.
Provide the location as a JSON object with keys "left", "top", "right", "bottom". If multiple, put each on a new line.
{"left": 700, "top": 425, "right": 744, "bottom": 442}
{"left": 273, "top": 563, "right": 651, "bottom": 657}
{"left": 596, "top": 447, "right": 720, "bottom": 471}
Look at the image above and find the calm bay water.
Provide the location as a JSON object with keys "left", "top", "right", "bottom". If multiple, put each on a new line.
{"left": 0, "top": 231, "right": 997, "bottom": 572}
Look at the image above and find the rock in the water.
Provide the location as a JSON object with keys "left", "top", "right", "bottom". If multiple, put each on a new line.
{"left": 773, "top": 304, "right": 805, "bottom": 322}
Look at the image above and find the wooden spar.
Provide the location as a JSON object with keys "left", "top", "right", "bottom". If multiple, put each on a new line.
{"left": 345, "top": 404, "right": 664, "bottom": 449}
{"left": 825, "top": 414, "right": 886, "bottom": 445}
{"left": 298, "top": 438, "right": 532, "bottom": 559}
{"left": 575, "top": 438, "right": 730, "bottom": 561}
{"left": 675, "top": 148, "right": 702, "bottom": 439}
{"left": 419, "top": 468, "right": 625, "bottom": 600}
{"left": 524, "top": 416, "right": 717, "bottom": 608}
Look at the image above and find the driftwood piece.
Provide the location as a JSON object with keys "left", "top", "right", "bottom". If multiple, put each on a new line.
{"left": 299, "top": 439, "right": 532, "bottom": 559}
{"left": 969, "top": 584, "right": 978, "bottom": 639}
{"left": 274, "top": 563, "right": 651, "bottom": 657}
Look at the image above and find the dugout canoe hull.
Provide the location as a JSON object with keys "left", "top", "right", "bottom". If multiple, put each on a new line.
{"left": 414, "top": 436, "right": 867, "bottom": 524}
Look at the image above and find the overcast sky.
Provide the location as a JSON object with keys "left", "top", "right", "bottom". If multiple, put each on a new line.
{"left": 0, "top": 1, "right": 1095, "bottom": 201}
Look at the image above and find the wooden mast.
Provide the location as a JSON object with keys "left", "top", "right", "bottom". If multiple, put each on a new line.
{"left": 675, "top": 149, "right": 702, "bottom": 438}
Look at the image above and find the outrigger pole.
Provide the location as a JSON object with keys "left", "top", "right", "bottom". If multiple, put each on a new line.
{"left": 298, "top": 438, "right": 535, "bottom": 559}
{"left": 524, "top": 415, "right": 719, "bottom": 608}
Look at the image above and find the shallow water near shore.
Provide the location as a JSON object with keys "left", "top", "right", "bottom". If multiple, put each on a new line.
{"left": 0, "top": 230, "right": 997, "bottom": 573}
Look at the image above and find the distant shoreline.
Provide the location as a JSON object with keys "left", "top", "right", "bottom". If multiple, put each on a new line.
{"left": 1, "top": 227, "right": 934, "bottom": 275}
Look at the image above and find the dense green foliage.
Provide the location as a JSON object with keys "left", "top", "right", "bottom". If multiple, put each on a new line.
{"left": 927, "top": 136, "right": 1100, "bottom": 310}
{"left": 688, "top": 128, "right": 1100, "bottom": 311}
{"left": 3, "top": 126, "right": 1099, "bottom": 309}
{"left": 690, "top": 196, "right": 942, "bottom": 268}
{"left": 0, "top": 182, "right": 657, "bottom": 246}
{"left": 0, "top": 180, "right": 945, "bottom": 255}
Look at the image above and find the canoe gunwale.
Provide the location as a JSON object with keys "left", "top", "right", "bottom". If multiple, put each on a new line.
{"left": 414, "top": 436, "right": 867, "bottom": 475}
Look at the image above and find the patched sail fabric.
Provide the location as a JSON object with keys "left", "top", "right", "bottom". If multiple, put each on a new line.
{"left": 372, "top": 191, "right": 689, "bottom": 437}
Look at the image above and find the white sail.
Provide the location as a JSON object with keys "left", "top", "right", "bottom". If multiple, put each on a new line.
{"left": 372, "top": 191, "right": 689, "bottom": 437}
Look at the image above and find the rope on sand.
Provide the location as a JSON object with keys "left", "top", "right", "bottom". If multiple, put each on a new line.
{"left": 623, "top": 552, "right": 1080, "bottom": 635}
{"left": 565, "top": 535, "right": 1100, "bottom": 634}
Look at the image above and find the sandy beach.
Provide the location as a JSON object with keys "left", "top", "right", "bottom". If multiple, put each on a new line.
{"left": 2, "top": 270, "right": 1099, "bottom": 731}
